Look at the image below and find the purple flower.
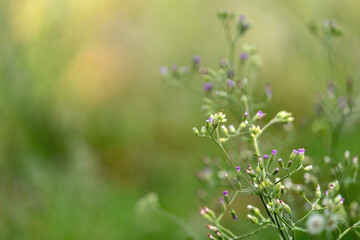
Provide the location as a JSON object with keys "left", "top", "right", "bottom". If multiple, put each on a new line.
{"left": 203, "top": 82, "right": 213, "bottom": 91}
{"left": 242, "top": 23, "right": 249, "bottom": 30}
{"left": 240, "top": 52, "right": 248, "bottom": 61}
{"left": 340, "top": 198, "right": 345, "bottom": 203}
{"left": 160, "top": 66, "right": 168, "bottom": 75}
{"left": 244, "top": 112, "right": 249, "bottom": 117}
{"left": 264, "top": 155, "right": 269, "bottom": 159}
{"left": 325, "top": 190, "right": 329, "bottom": 196}
{"left": 238, "top": 14, "right": 246, "bottom": 22}
{"left": 236, "top": 166, "right": 241, "bottom": 173}
{"left": 193, "top": 55, "right": 201, "bottom": 65}
{"left": 256, "top": 110, "right": 266, "bottom": 120}
{"left": 233, "top": 215, "right": 237, "bottom": 221}
{"left": 293, "top": 149, "right": 298, "bottom": 154}
{"left": 272, "top": 149, "right": 277, "bottom": 155}
{"left": 208, "top": 117, "right": 214, "bottom": 122}
{"left": 223, "top": 191, "right": 228, "bottom": 197}
{"left": 226, "top": 79, "right": 235, "bottom": 88}
{"left": 219, "top": 197, "right": 225, "bottom": 205}
{"left": 265, "top": 83, "right": 272, "bottom": 99}
{"left": 298, "top": 148, "right": 305, "bottom": 154}
{"left": 172, "top": 63, "right": 178, "bottom": 71}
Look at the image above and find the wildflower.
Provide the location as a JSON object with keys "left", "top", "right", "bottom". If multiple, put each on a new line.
{"left": 226, "top": 79, "right": 235, "bottom": 88}
{"left": 326, "top": 215, "right": 339, "bottom": 231}
{"left": 159, "top": 66, "right": 169, "bottom": 75}
{"left": 306, "top": 214, "right": 325, "bottom": 235}
{"left": 236, "top": 166, "right": 241, "bottom": 173}
{"left": 244, "top": 112, "right": 249, "bottom": 117}
{"left": 193, "top": 55, "right": 201, "bottom": 65}
{"left": 240, "top": 52, "right": 248, "bottom": 61}
{"left": 203, "top": 82, "right": 213, "bottom": 92}
{"left": 255, "top": 110, "right": 266, "bottom": 120}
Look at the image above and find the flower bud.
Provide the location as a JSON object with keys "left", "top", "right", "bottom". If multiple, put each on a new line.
{"left": 247, "top": 205, "right": 261, "bottom": 217}
{"left": 335, "top": 198, "right": 345, "bottom": 211}
{"left": 245, "top": 169, "right": 256, "bottom": 178}
{"left": 315, "top": 184, "right": 321, "bottom": 199}
{"left": 278, "top": 158, "right": 284, "bottom": 168}
{"left": 295, "top": 184, "right": 304, "bottom": 196}
{"left": 219, "top": 197, "right": 226, "bottom": 212}
{"left": 207, "top": 233, "right": 215, "bottom": 239}
{"left": 298, "top": 148, "right": 305, "bottom": 165}
{"left": 239, "top": 121, "right": 247, "bottom": 130}
{"left": 353, "top": 155, "right": 358, "bottom": 168}
{"left": 304, "top": 165, "right": 313, "bottom": 171}
{"left": 272, "top": 168, "right": 279, "bottom": 175}
{"left": 230, "top": 209, "right": 237, "bottom": 221}
{"left": 207, "top": 225, "right": 217, "bottom": 231}
{"left": 228, "top": 124, "right": 236, "bottom": 134}
{"left": 200, "top": 126, "right": 206, "bottom": 135}
{"left": 219, "top": 138, "right": 228, "bottom": 143}
{"left": 192, "top": 127, "right": 200, "bottom": 135}
{"left": 223, "top": 191, "right": 230, "bottom": 204}
{"left": 268, "top": 150, "right": 277, "bottom": 166}
{"left": 215, "top": 230, "right": 222, "bottom": 237}
{"left": 221, "top": 125, "right": 228, "bottom": 135}
{"left": 258, "top": 156, "right": 264, "bottom": 169}
{"left": 247, "top": 214, "right": 259, "bottom": 224}
{"left": 289, "top": 149, "right": 298, "bottom": 161}
{"left": 287, "top": 160, "right": 293, "bottom": 168}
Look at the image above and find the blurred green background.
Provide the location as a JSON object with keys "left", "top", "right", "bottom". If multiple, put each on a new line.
{"left": 0, "top": 0, "right": 359, "bottom": 239}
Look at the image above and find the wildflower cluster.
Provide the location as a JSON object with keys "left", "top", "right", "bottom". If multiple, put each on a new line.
{"left": 157, "top": 11, "right": 360, "bottom": 240}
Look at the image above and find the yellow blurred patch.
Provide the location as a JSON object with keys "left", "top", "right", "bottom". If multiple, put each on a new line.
{"left": 10, "top": 0, "right": 49, "bottom": 43}
{"left": 63, "top": 43, "right": 127, "bottom": 106}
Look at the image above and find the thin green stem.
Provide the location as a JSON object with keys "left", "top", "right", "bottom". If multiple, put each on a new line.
{"left": 231, "top": 224, "right": 270, "bottom": 239}
{"left": 337, "top": 220, "right": 360, "bottom": 240}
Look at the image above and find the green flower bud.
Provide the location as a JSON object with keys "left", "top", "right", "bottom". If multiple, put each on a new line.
{"left": 230, "top": 209, "right": 237, "bottom": 221}
{"left": 228, "top": 124, "right": 236, "bottom": 134}
{"left": 221, "top": 125, "right": 229, "bottom": 135}
{"left": 335, "top": 198, "right": 345, "bottom": 211}
{"left": 239, "top": 121, "right": 248, "bottom": 130}
{"left": 258, "top": 157, "right": 264, "bottom": 169}
{"left": 315, "top": 184, "right": 321, "bottom": 199}
{"left": 272, "top": 168, "right": 279, "bottom": 175}
{"left": 200, "top": 126, "right": 206, "bottom": 135}
{"left": 247, "top": 214, "right": 259, "bottom": 224}
{"left": 287, "top": 160, "right": 293, "bottom": 168}
{"left": 192, "top": 127, "right": 200, "bottom": 135}
{"left": 278, "top": 158, "right": 284, "bottom": 168}
{"left": 304, "top": 165, "right": 313, "bottom": 171}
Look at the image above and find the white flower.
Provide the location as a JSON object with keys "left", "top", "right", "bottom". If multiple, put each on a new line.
{"left": 306, "top": 214, "right": 325, "bottom": 235}
{"left": 326, "top": 214, "right": 339, "bottom": 231}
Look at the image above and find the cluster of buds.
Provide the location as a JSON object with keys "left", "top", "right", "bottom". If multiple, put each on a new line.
{"left": 249, "top": 125, "right": 261, "bottom": 138}
{"left": 206, "top": 225, "right": 224, "bottom": 240}
{"left": 200, "top": 206, "right": 216, "bottom": 221}
{"left": 323, "top": 181, "right": 344, "bottom": 211}
{"left": 192, "top": 112, "right": 227, "bottom": 137}
{"left": 275, "top": 111, "right": 294, "bottom": 124}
